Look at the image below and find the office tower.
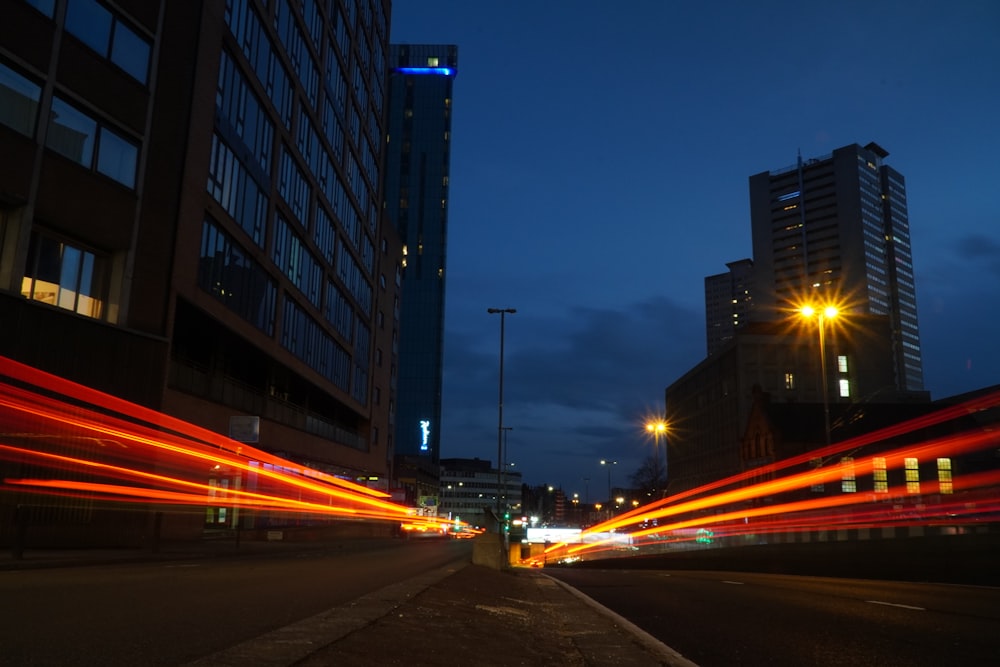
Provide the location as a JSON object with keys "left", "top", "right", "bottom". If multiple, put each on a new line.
{"left": 383, "top": 44, "right": 457, "bottom": 463}
{"left": 1, "top": 0, "right": 395, "bottom": 537}
{"left": 748, "top": 142, "right": 924, "bottom": 392}
{"left": 704, "top": 258, "right": 754, "bottom": 356}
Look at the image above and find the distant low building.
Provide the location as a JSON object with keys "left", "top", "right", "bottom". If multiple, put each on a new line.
{"left": 439, "top": 457, "right": 521, "bottom": 529}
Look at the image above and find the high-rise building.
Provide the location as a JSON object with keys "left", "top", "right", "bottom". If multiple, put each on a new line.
{"left": 704, "top": 258, "right": 754, "bottom": 356}
{"left": 748, "top": 142, "right": 923, "bottom": 392}
{"left": 383, "top": 44, "right": 457, "bottom": 463}
{"left": 0, "top": 0, "right": 396, "bottom": 538}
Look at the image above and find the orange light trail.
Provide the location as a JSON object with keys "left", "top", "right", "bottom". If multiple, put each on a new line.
{"left": 540, "top": 389, "right": 1000, "bottom": 562}
{"left": 0, "top": 356, "right": 462, "bottom": 533}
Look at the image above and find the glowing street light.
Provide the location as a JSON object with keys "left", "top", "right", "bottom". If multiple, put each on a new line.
{"left": 800, "top": 304, "right": 839, "bottom": 446}
{"left": 645, "top": 418, "right": 669, "bottom": 487}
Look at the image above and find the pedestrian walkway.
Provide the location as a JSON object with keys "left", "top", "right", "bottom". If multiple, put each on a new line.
{"left": 187, "top": 561, "right": 694, "bottom": 667}
{"left": 1, "top": 539, "right": 695, "bottom": 666}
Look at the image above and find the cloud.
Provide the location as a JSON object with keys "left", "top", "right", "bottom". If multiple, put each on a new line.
{"left": 440, "top": 294, "right": 703, "bottom": 489}
{"left": 954, "top": 232, "right": 1000, "bottom": 278}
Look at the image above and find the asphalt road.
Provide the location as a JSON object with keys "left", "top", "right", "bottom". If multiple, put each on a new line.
{"left": 0, "top": 538, "right": 470, "bottom": 666}
{"left": 547, "top": 567, "right": 1000, "bottom": 667}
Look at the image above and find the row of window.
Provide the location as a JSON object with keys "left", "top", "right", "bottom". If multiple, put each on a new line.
{"left": 0, "top": 63, "right": 138, "bottom": 188}
{"left": 838, "top": 456, "right": 951, "bottom": 495}
{"left": 280, "top": 297, "right": 352, "bottom": 392}
{"left": 199, "top": 219, "right": 277, "bottom": 336}
{"left": 24, "top": 0, "right": 151, "bottom": 85}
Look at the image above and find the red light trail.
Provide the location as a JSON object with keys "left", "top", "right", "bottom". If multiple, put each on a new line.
{"left": 0, "top": 356, "right": 458, "bottom": 534}
{"left": 540, "top": 388, "right": 1000, "bottom": 563}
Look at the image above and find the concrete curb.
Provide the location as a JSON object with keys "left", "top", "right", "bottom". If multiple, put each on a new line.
{"left": 541, "top": 572, "right": 700, "bottom": 667}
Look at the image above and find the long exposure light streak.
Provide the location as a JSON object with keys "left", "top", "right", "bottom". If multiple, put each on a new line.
{"left": 0, "top": 356, "right": 459, "bottom": 533}
{"left": 540, "top": 388, "right": 1000, "bottom": 562}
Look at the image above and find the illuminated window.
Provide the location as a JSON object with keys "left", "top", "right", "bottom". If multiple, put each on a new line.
{"left": 937, "top": 458, "right": 953, "bottom": 494}
{"left": 837, "top": 355, "right": 848, "bottom": 373}
{"left": 872, "top": 457, "right": 888, "bottom": 493}
{"left": 904, "top": 457, "right": 920, "bottom": 494}
{"left": 427, "top": 57, "right": 439, "bottom": 66}
{"left": 839, "top": 379, "right": 850, "bottom": 397}
{"left": 21, "top": 230, "right": 107, "bottom": 320}
{"left": 784, "top": 373, "right": 795, "bottom": 390}
{"left": 840, "top": 457, "right": 856, "bottom": 493}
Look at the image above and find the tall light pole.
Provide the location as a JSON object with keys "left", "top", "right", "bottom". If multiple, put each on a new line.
{"left": 599, "top": 459, "right": 617, "bottom": 503}
{"left": 501, "top": 426, "right": 513, "bottom": 510}
{"left": 645, "top": 419, "right": 668, "bottom": 489}
{"left": 800, "top": 305, "right": 838, "bottom": 446}
{"left": 487, "top": 307, "right": 515, "bottom": 530}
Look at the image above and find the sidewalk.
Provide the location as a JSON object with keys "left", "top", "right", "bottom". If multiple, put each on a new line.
{"left": 1, "top": 541, "right": 695, "bottom": 666}
{"left": 187, "top": 560, "right": 694, "bottom": 667}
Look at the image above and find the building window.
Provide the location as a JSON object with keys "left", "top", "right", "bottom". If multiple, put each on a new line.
{"left": 21, "top": 230, "right": 107, "bottom": 320}
{"left": 840, "top": 457, "right": 856, "bottom": 493}
{"left": 24, "top": 0, "right": 55, "bottom": 17}
{"left": 65, "top": 0, "right": 151, "bottom": 84}
{"left": 784, "top": 372, "right": 795, "bottom": 390}
{"left": 198, "top": 218, "right": 276, "bottom": 335}
{"left": 0, "top": 62, "right": 41, "bottom": 136}
{"left": 46, "top": 96, "right": 138, "bottom": 188}
{"left": 937, "top": 458, "right": 953, "bottom": 495}
{"left": 904, "top": 457, "right": 920, "bottom": 494}
{"left": 872, "top": 457, "right": 888, "bottom": 493}
{"left": 838, "top": 379, "right": 850, "bottom": 397}
{"left": 837, "top": 355, "right": 848, "bottom": 373}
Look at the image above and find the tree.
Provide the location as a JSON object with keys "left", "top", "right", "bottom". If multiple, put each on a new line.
{"left": 629, "top": 455, "right": 666, "bottom": 499}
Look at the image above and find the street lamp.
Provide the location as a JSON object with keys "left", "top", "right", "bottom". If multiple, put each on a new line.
{"left": 487, "top": 307, "right": 515, "bottom": 531}
{"left": 800, "top": 304, "right": 838, "bottom": 446}
{"left": 599, "top": 459, "right": 618, "bottom": 502}
{"left": 501, "top": 426, "right": 513, "bottom": 510}
{"left": 645, "top": 418, "right": 668, "bottom": 488}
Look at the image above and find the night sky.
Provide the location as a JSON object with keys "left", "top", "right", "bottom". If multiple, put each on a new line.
{"left": 388, "top": 1, "right": 1000, "bottom": 495}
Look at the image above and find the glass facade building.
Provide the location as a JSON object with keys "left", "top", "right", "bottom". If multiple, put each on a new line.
{"left": 383, "top": 44, "right": 457, "bottom": 462}
{"left": 748, "top": 143, "right": 924, "bottom": 393}
{"left": 0, "top": 0, "right": 398, "bottom": 540}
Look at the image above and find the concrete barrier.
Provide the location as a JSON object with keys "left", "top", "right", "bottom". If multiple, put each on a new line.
{"left": 472, "top": 533, "right": 506, "bottom": 570}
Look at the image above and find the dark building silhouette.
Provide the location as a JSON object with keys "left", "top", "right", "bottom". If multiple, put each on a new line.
{"left": 674, "top": 143, "right": 930, "bottom": 497}
{"left": 383, "top": 44, "right": 457, "bottom": 464}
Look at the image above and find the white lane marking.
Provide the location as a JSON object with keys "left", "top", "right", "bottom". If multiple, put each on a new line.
{"left": 866, "top": 600, "right": 925, "bottom": 611}
{"left": 721, "top": 580, "right": 744, "bottom": 585}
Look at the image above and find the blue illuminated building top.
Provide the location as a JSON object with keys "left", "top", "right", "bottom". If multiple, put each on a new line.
{"left": 393, "top": 66, "right": 455, "bottom": 76}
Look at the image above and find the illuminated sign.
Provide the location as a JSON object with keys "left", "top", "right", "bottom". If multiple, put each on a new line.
{"left": 419, "top": 420, "right": 431, "bottom": 451}
{"left": 393, "top": 67, "right": 455, "bottom": 76}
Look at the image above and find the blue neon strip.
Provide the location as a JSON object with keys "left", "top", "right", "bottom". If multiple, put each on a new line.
{"left": 394, "top": 67, "right": 455, "bottom": 76}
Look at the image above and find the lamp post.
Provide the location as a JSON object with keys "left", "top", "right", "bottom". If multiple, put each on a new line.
{"left": 599, "top": 459, "right": 617, "bottom": 503}
{"left": 645, "top": 419, "right": 668, "bottom": 489}
{"left": 800, "top": 305, "right": 838, "bottom": 446}
{"left": 501, "top": 426, "right": 513, "bottom": 510}
{"left": 487, "top": 307, "right": 515, "bottom": 531}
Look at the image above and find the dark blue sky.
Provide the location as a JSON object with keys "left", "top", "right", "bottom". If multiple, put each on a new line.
{"left": 389, "top": 1, "right": 1000, "bottom": 494}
